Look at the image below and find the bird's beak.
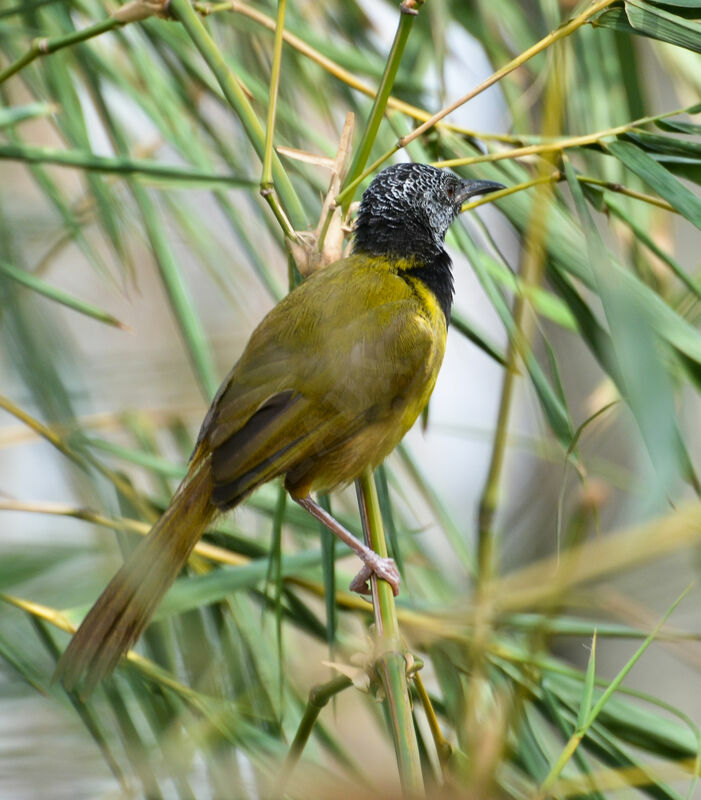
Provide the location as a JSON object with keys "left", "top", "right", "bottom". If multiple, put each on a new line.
{"left": 455, "top": 179, "right": 505, "bottom": 206}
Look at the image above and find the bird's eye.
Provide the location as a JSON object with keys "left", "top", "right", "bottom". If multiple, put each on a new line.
{"left": 446, "top": 184, "right": 455, "bottom": 199}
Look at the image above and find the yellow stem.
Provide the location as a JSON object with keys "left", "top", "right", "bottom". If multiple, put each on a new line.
{"left": 399, "top": 0, "right": 618, "bottom": 150}
{"left": 434, "top": 104, "right": 695, "bottom": 169}
{"left": 459, "top": 171, "right": 676, "bottom": 214}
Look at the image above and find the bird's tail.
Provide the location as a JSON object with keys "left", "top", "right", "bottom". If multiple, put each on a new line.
{"left": 55, "top": 462, "right": 216, "bottom": 695}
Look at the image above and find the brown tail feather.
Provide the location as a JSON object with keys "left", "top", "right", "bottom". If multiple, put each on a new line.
{"left": 55, "top": 463, "right": 216, "bottom": 695}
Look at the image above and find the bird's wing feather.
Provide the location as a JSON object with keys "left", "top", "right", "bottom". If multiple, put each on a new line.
{"left": 198, "top": 257, "right": 443, "bottom": 505}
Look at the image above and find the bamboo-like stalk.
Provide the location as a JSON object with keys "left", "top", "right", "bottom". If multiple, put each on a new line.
{"left": 169, "top": 0, "right": 306, "bottom": 232}
{"left": 355, "top": 469, "right": 424, "bottom": 797}
{"left": 260, "top": 0, "right": 286, "bottom": 194}
{"left": 258, "top": 0, "right": 295, "bottom": 239}
{"left": 339, "top": 1, "right": 423, "bottom": 212}
{"left": 0, "top": 16, "right": 120, "bottom": 85}
{"left": 0, "top": 143, "right": 256, "bottom": 185}
{"left": 476, "top": 49, "right": 566, "bottom": 586}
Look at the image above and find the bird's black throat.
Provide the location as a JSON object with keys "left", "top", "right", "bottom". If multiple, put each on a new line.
{"left": 351, "top": 162, "right": 503, "bottom": 322}
{"left": 353, "top": 218, "right": 455, "bottom": 322}
{"left": 396, "top": 250, "right": 454, "bottom": 323}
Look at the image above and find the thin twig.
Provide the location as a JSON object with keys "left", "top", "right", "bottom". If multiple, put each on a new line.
{"left": 399, "top": 0, "right": 618, "bottom": 150}
{"left": 0, "top": 143, "right": 256, "bottom": 185}
{"left": 0, "top": 17, "right": 120, "bottom": 85}
{"left": 476, "top": 50, "right": 567, "bottom": 587}
{"left": 459, "top": 171, "right": 677, "bottom": 214}
{"left": 413, "top": 672, "right": 452, "bottom": 768}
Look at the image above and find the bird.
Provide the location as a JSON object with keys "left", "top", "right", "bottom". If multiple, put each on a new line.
{"left": 55, "top": 162, "right": 504, "bottom": 694}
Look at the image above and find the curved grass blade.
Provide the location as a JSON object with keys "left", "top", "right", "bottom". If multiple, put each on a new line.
{"left": 626, "top": 0, "right": 701, "bottom": 53}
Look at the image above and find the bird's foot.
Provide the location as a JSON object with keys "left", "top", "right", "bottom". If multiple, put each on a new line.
{"left": 349, "top": 555, "right": 400, "bottom": 596}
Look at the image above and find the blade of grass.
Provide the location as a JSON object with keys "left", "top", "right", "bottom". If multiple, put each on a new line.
{"left": 0, "top": 258, "right": 127, "bottom": 328}
{"left": 537, "top": 585, "right": 692, "bottom": 797}
{"left": 0, "top": 100, "right": 55, "bottom": 128}
{"left": 260, "top": 0, "right": 286, "bottom": 193}
{"left": 577, "top": 631, "right": 597, "bottom": 730}
{"left": 564, "top": 156, "right": 691, "bottom": 500}
{"left": 606, "top": 139, "right": 701, "bottom": 231}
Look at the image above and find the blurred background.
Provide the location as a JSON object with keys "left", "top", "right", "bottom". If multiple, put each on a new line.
{"left": 1, "top": 0, "right": 701, "bottom": 797}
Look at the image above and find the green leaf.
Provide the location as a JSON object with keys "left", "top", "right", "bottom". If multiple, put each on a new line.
{"left": 624, "top": 129, "right": 701, "bottom": 157}
{"left": 584, "top": 586, "right": 692, "bottom": 730}
{"left": 453, "top": 224, "right": 575, "bottom": 449}
{"left": 603, "top": 193, "right": 701, "bottom": 299}
{"left": 643, "top": 0, "right": 701, "bottom": 7}
{"left": 607, "top": 139, "right": 701, "bottom": 229}
{"left": 656, "top": 117, "right": 701, "bottom": 135}
{"left": 476, "top": 251, "right": 578, "bottom": 330}
{"left": 154, "top": 550, "right": 326, "bottom": 619}
{"left": 626, "top": 0, "right": 701, "bottom": 52}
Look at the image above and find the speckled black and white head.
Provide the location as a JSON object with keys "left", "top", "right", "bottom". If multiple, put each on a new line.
{"left": 353, "top": 162, "right": 503, "bottom": 263}
{"left": 352, "top": 163, "right": 503, "bottom": 320}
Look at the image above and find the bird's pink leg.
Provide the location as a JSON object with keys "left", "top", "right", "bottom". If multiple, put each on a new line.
{"left": 296, "top": 496, "right": 400, "bottom": 596}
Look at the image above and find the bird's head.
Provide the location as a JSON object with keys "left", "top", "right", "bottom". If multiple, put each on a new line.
{"left": 353, "top": 162, "right": 503, "bottom": 261}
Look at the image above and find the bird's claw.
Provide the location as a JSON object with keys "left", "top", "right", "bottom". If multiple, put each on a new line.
{"left": 349, "top": 556, "right": 400, "bottom": 596}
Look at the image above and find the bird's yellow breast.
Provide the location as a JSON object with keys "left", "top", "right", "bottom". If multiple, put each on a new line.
{"left": 281, "top": 255, "right": 448, "bottom": 495}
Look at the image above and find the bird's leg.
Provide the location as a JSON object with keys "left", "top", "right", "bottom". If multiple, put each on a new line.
{"left": 295, "top": 496, "right": 400, "bottom": 596}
